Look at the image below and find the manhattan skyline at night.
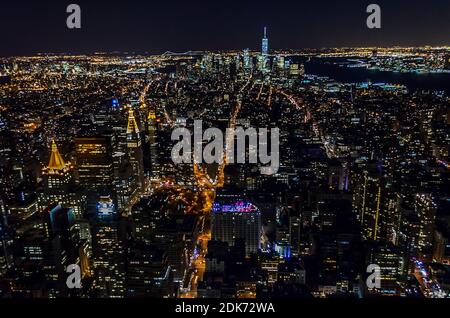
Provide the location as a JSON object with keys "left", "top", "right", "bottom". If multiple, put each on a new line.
{"left": 1, "top": 0, "right": 450, "bottom": 308}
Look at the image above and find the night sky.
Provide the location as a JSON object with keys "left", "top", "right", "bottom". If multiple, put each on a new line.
{"left": 1, "top": 0, "right": 450, "bottom": 56}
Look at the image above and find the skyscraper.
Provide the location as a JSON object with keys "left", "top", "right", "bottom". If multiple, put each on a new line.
{"left": 243, "top": 49, "right": 252, "bottom": 71}
{"left": 126, "top": 243, "right": 174, "bottom": 298}
{"left": 12, "top": 204, "right": 90, "bottom": 297}
{"left": 75, "top": 135, "right": 115, "bottom": 215}
{"left": 39, "top": 140, "right": 84, "bottom": 217}
{"left": 261, "top": 27, "right": 269, "bottom": 56}
{"left": 211, "top": 195, "right": 261, "bottom": 256}
{"left": 91, "top": 209, "right": 126, "bottom": 298}
{"left": 41, "top": 140, "right": 72, "bottom": 193}
{"left": 75, "top": 136, "right": 114, "bottom": 189}
{"left": 126, "top": 108, "right": 145, "bottom": 192}
{"left": 91, "top": 229, "right": 125, "bottom": 297}
{"left": 0, "top": 198, "right": 11, "bottom": 277}
{"left": 366, "top": 243, "right": 404, "bottom": 296}
{"left": 147, "top": 107, "right": 158, "bottom": 179}
{"left": 353, "top": 169, "right": 385, "bottom": 241}
{"left": 415, "top": 193, "right": 437, "bottom": 253}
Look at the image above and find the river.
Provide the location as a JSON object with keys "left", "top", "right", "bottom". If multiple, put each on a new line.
{"left": 299, "top": 57, "right": 450, "bottom": 94}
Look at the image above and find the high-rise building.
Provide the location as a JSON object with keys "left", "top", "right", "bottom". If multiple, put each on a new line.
{"left": 131, "top": 197, "right": 164, "bottom": 243}
{"left": 366, "top": 243, "right": 404, "bottom": 296}
{"left": 243, "top": 49, "right": 252, "bottom": 71}
{"left": 235, "top": 54, "right": 241, "bottom": 72}
{"left": 211, "top": 195, "right": 261, "bottom": 256}
{"left": 276, "top": 55, "right": 285, "bottom": 70}
{"left": 75, "top": 136, "right": 115, "bottom": 212}
{"left": 150, "top": 214, "right": 198, "bottom": 283}
{"left": 112, "top": 151, "right": 135, "bottom": 213}
{"left": 277, "top": 259, "right": 306, "bottom": 285}
{"left": 261, "top": 27, "right": 269, "bottom": 56}
{"left": 126, "top": 109, "right": 145, "bottom": 192}
{"left": 147, "top": 107, "right": 159, "bottom": 179}
{"left": 353, "top": 169, "right": 385, "bottom": 241}
{"left": 9, "top": 204, "right": 90, "bottom": 297}
{"left": 433, "top": 226, "right": 450, "bottom": 265}
{"left": 257, "top": 55, "right": 266, "bottom": 72}
{"left": 125, "top": 243, "right": 174, "bottom": 298}
{"left": 414, "top": 193, "right": 437, "bottom": 253}
{"left": 39, "top": 140, "right": 84, "bottom": 217}
{"left": 91, "top": 210, "right": 126, "bottom": 298}
{"left": 75, "top": 136, "right": 114, "bottom": 189}
{"left": 0, "top": 198, "right": 11, "bottom": 277}
{"left": 289, "top": 211, "right": 301, "bottom": 258}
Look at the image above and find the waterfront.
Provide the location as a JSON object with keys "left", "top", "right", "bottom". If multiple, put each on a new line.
{"left": 303, "top": 57, "right": 450, "bottom": 94}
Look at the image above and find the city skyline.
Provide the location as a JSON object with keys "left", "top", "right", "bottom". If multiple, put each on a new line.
{"left": 2, "top": 0, "right": 450, "bottom": 56}
{"left": 1, "top": 0, "right": 450, "bottom": 304}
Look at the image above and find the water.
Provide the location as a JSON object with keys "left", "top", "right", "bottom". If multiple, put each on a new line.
{"left": 301, "top": 57, "right": 450, "bottom": 94}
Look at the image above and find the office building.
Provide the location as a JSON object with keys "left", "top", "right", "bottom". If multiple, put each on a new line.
{"left": 211, "top": 195, "right": 261, "bottom": 256}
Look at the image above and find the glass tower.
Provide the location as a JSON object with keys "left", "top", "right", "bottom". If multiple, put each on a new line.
{"left": 261, "top": 27, "right": 269, "bottom": 56}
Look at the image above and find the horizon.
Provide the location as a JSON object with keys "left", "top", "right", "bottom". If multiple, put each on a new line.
{"left": 3, "top": 45, "right": 450, "bottom": 58}
{"left": 2, "top": 0, "right": 450, "bottom": 56}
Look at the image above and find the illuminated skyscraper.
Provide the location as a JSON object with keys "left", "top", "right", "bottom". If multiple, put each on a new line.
{"left": 366, "top": 243, "right": 403, "bottom": 296}
{"left": 75, "top": 135, "right": 115, "bottom": 213}
{"left": 276, "top": 55, "right": 285, "bottom": 70}
{"left": 42, "top": 140, "right": 72, "bottom": 191}
{"left": 39, "top": 140, "right": 83, "bottom": 217}
{"left": 235, "top": 54, "right": 241, "bottom": 71}
{"left": 0, "top": 198, "right": 11, "bottom": 277}
{"left": 10, "top": 204, "right": 91, "bottom": 297}
{"left": 414, "top": 193, "right": 437, "bottom": 253}
{"left": 75, "top": 136, "right": 114, "bottom": 189}
{"left": 353, "top": 169, "right": 386, "bottom": 241}
{"left": 91, "top": 226, "right": 125, "bottom": 297}
{"left": 147, "top": 107, "right": 158, "bottom": 179}
{"left": 243, "top": 49, "right": 252, "bottom": 71}
{"left": 261, "top": 27, "right": 269, "bottom": 56}
{"left": 91, "top": 205, "right": 126, "bottom": 298}
{"left": 126, "top": 108, "right": 145, "bottom": 191}
{"left": 211, "top": 195, "right": 261, "bottom": 256}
